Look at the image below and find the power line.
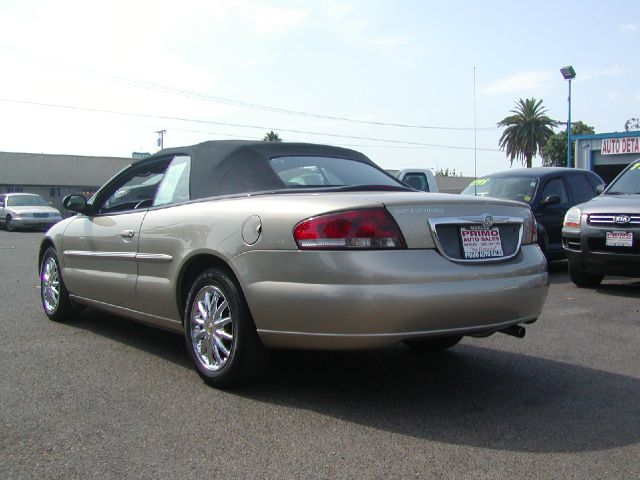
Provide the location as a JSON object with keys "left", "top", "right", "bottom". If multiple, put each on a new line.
{"left": 0, "top": 97, "right": 501, "bottom": 152}
{"left": 0, "top": 42, "right": 498, "bottom": 132}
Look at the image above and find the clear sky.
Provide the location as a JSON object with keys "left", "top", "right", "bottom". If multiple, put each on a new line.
{"left": 0, "top": 0, "right": 638, "bottom": 176}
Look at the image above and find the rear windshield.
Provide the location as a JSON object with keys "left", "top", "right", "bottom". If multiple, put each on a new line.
{"left": 606, "top": 161, "right": 640, "bottom": 194}
{"left": 269, "top": 156, "right": 402, "bottom": 188}
{"left": 7, "top": 195, "right": 48, "bottom": 207}
{"left": 461, "top": 176, "right": 539, "bottom": 203}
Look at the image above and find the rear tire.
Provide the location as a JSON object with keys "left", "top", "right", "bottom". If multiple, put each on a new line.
{"left": 568, "top": 261, "right": 603, "bottom": 288}
{"left": 405, "top": 335, "right": 463, "bottom": 352}
{"left": 184, "top": 268, "right": 268, "bottom": 388}
{"left": 40, "top": 247, "right": 76, "bottom": 322}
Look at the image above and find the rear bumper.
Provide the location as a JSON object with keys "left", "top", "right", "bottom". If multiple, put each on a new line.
{"left": 233, "top": 245, "right": 549, "bottom": 350}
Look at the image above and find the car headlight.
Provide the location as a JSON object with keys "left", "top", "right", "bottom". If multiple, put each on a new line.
{"left": 564, "top": 207, "right": 581, "bottom": 229}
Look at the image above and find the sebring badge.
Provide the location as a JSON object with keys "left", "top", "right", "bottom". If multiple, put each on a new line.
{"left": 614, "top": 215, "right": 631, "bottom": 224}
{"left": 483, "top": 215, "right": 494, "bottom": 228}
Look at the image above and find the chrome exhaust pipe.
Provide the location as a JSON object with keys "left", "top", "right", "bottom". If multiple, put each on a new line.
{"left": 499, "top": 325, "right": 526, "bottom": 338}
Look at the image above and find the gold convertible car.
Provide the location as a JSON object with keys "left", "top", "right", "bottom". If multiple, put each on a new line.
{"left": 38, "top": 141, "right": 549, "bottom": 387}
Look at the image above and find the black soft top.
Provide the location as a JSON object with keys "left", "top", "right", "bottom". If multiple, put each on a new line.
{"left": 139, "top": 140, "right": 376, "bottom": 199}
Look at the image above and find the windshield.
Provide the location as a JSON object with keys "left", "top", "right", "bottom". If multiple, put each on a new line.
{"left": 606, "top": 161, "right": 640, "bottom": 194}
{"left": 269, "top": 156, "right": 402, "bottom": 189}
{"left": 461, "top": 176, "right": 538, "bottom": 203}
{"left": 7, "top": 195, "right": 48, "bottom": 207}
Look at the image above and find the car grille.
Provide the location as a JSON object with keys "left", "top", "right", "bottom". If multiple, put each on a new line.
{"left": 587, "top": 213, "right": 640, "bottom": 226}
{"left": 33, "top": 213, "right": 49, "bottom": 218}
{"left": 428, "top": 216, "right": 523, "bottom": 263}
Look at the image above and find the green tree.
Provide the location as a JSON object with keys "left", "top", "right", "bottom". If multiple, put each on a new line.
{"left": 541, "top": 121, "right": 595, "bottom": 167}
{"left": 263, "top": 130, "right": 282, "bottom": 142}
{"left": 624, "top": 118, "right": 640, "bottom": 132}
{"left": 497, "top": 98, "right": 557, "bottom": 168}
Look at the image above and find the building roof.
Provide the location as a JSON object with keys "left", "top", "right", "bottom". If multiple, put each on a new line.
{"left": 0, "top": 151, "right": 132, "bottom": 186}
{"left": 572, "top": 130, "right": 640, "bottom": 140}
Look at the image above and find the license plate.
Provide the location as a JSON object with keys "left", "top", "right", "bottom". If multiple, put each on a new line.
{"left": 460, "top": 226, "right": 504, "bottom": 259}
{"left": 606, "top": 231, "right": 633, "bottom": 247}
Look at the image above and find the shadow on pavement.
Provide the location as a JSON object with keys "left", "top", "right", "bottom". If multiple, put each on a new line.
{"left": 595, "top": 281, "right": 640, "bottom": 298}
{"left": 69, "top": 309, "right": 191, "bottom": 369}
{"left": 67, "top": 309, "right": 640, "bottom": 454}
{"left": 548, "top": 260, "right": 640, "bottom": 295}
{"left": 238, "top": 345, "right": 640, "bottom": 454}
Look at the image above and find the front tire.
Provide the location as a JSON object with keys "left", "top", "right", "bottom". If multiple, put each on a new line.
{"left": 184, "top": 268, "right": 268, "bottom": 388}
{"left": 405, "top": 335, "right": 463, "bottom": 352}
{"left": 6, "top": 215, "right": 15, "bottom": 232}
{"left": 40, "top": 247, "right": 76, "bottom": 322}
{"left": 568, "top": 261, "right": 603, "bottom": 288}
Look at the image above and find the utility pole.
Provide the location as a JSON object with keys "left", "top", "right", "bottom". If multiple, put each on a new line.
{"left": 156, "top": 129, "right": 166, "bottom": 151}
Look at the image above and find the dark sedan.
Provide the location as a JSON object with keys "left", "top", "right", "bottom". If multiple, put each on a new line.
{"left": 462, "top": 167, "right": 604, "bottom": 261}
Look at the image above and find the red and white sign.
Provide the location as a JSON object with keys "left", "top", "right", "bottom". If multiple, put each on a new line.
{"left": 460, "top": 226, "right": 504, "bottom": 259}
{"left": 606, "top": 231, "right": 633, "bottom": 247}
{"left": 601, "top": 137, "right": 640, "bottom": 155}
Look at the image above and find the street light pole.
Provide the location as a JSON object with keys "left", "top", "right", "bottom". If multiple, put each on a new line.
{"left": 156, "top": 129, "right": 166, "bottom": 151}
{"left": 560, "top": 66, "right": 576, "bottom": 168}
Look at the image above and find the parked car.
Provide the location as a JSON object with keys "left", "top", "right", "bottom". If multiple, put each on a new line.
{"left": 386, "top": 169, "right": 438, "bottom": 192}
{"left": 38, "top": 141, "right": 548, "bottom": 387}
{"left": 562, "top": 160, "right": 640, "bottom": 287}
{"left": 0, "top": 193, "right": 63, "bottom": 231}
{"left": 461, "top": 168, "right": 604, "bottom": 261}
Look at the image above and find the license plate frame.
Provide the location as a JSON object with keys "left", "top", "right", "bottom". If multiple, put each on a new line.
{"left": 460, "top": 225, "right": 504, "bottom": 259}
{"left": 605, "top": 231, "right": 633, "bottom": 247}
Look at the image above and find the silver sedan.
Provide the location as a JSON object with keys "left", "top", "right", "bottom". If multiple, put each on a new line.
{"left": 1, "top": 193, "right": 63, "bottom": 231}
{"left": 38, "top": 140, "right": 549, "bottom": 387}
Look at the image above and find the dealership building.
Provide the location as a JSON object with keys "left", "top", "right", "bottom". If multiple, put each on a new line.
{"left": 0, "top": 151, "right": 134, "bottom": 210}
{"left": 573, "top": 130, "right": 640, "bottom": 183}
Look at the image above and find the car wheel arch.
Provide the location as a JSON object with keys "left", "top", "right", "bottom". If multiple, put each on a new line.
{"left": 176, "top": 253, "right": 246, "bottom": 324}
{"left": 38, "top": 238, "right": 56, "bottom": 269}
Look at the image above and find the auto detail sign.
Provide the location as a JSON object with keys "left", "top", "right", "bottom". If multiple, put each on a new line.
{"left": 601, "top": 137, "right": 640, "bottom": 155}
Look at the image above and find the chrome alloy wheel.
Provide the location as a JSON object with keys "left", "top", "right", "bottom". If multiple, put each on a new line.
{"left": 190, "top": 286, "right": 234, "bottom": 372}
{"left": 41, "top": 257, "right": 60, "bottom": 314}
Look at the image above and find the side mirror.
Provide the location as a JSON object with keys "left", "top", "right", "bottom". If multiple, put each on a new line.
{"left": 596, "top": 184, "right": 606, "bottom": 195}
{"left": 62, "top": 194, "right": 92, "bottom": 214}
{"left": 539, "top": 194, "right": 561, "bottom": 207}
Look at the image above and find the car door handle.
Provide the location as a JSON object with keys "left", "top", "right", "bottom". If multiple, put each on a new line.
{"left": 120, "top": 230, "right": 135, "bottom": 240}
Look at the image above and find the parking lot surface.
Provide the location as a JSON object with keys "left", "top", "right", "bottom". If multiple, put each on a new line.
{"left": 0, "top": 230, "right": 639, "bottom": 479}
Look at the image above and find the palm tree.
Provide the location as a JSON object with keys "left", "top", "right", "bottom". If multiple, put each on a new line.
{"left": 263, "top": 130, "right": 282, "bottom": 142}
{"left": 497, "top": 98, "right": 557, "bottom": 168}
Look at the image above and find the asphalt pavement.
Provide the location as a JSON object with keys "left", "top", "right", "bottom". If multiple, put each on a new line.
{"left": 0, "top": 230, "right": 638, "bottom": 479}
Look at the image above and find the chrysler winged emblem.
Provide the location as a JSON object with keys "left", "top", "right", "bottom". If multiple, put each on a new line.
{"left": 614, "top": 215, "right": 631, "bottom": 224}
{"left": 482, "top": 215, "right": 494, "bottom": 228}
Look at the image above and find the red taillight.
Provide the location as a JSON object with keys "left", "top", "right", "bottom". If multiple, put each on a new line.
{"left": 293, "top": 208, "right": 407, "bottom": 250}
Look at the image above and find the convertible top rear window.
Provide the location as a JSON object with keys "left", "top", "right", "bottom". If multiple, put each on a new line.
{"left": 269, "top": 156, "right": 401, "bottom": 188}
